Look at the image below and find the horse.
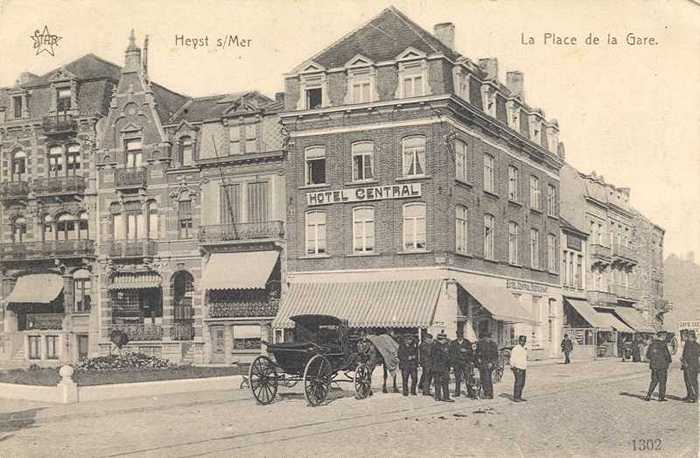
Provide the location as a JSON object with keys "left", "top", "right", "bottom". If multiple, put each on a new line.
{"left": 357, "top": 332, "right": 400, "bottom": 394}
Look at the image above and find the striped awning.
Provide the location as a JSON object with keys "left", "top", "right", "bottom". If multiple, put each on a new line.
{"left": 108, "top": 272, "right": 161, "bottom": 290}
{"left": 614, "top": 307, "right": 656, "bottom": 333}
{"left": 272, "top": 279, "right": 443, "bottom": 329}
{"left": 6, "top": 274, "right": 64, "bottom": 304}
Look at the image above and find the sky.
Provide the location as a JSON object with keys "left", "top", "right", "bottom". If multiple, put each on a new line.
{"left": 1, "top": 0, "right": 698, "bottom": 258}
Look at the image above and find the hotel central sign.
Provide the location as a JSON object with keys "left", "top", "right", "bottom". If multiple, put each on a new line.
{"left": 307, "top": 183, "right": 422, "bottom": 206}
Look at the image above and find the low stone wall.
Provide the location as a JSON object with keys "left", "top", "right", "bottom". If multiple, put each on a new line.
{"left": 0, "top": 365, "right": 243, "bottom": 404}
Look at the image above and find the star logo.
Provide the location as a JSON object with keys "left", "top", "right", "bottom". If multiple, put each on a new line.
{"left": 31, "top": 26, "right": 62, "bottom": 56}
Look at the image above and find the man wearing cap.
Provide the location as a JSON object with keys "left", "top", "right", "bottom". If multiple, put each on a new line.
{"left": 449, "top": 330, "right": 474, "bottom": 398}
{"left": 431, "top": 331, "right": 454, "bottom": 402}
{"left": 510, "top": 335, "right": 528, "bottom": 402}
{"left": 476, "top": 331, "right": 498, "bottom": 399}
{"left": 418, "top": 332, "right": 434, "bottom": 396}
{"left": 644, "top": 331, "right": 672, "bottom": 401}
{"left": 398, "top": 334, "right": 419, "bottom": 396}
{"left": 681, "top": 330, "right": 699, "bottom": 403}
{"left": 561, "top": 334, "right": 573, "bottom": 364}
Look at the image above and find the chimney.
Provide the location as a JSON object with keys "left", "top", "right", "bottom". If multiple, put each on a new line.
{"left": 478, "top": 58, "right": 498, "bottom": 81}
{"left": 434, "top": 22, "right": 455, "bottom": 50}
{"left": 506, "top": 71, "right": 524, "bottom": 98}
{"left": 275, "top": 92, "right": 285, "bottom": 103}
{"left": 123, "top": 29, "right": 142, "bottom": 74}
{"left": 143, "top": 35, "right": 149, "bottom": 81}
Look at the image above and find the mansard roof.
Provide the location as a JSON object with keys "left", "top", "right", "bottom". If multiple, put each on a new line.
{"left": 168, "top": 91, "right": 276, "bottom": 124}
{"left": 298, "top": 6, "right": 459, "bottom": 71}
{"left": 24, "top": 54, "right": 122, "bottom": 86}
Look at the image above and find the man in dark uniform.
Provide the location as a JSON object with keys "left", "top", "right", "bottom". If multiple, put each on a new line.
{"left": 431, "top": 331, "right": 454, "bottom": 402}
{"left": 681, "top": 330, "right": 699, "bottom": 403}
{"left": 476, "top": 331, "right": 498, "bottom": 399}
{"left": 644, "top": 331, "right": 672, "bottom": 401}
{"left": 398, "top": 334, "right": 419, "bottom": 396}
{"left": 449, "top": 330, "right": 474, "bottom": 398}
{"left": 561, "top": 334, "right": 573, "bottom": 364}
{"left": 418, "top": 332, "right": 434, "bottom": 396}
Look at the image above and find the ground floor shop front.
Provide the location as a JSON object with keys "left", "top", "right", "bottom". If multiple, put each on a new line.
{"left": 273, "top": 267, "right": 563, "bottom": 359}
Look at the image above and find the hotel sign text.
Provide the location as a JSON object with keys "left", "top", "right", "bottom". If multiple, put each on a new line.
{"left": 307, "top": 183, "right": 422, "bottom": 206}
{"left": 506, "top": 279, "right": 548, "bottom": 293}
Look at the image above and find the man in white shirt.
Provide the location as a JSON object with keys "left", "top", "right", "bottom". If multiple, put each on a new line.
{"left": 509, "top": 335, "right": 528, "bottom": 402}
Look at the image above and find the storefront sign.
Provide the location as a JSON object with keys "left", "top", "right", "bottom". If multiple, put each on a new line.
{"left": 306, "top": 183, "right": 422, "bottom": 206}
{"left": 566, "top": 234, "right": 583, "bottom": 251}
{"left": 506, "top": 279, "right": 548, "bottom": 293}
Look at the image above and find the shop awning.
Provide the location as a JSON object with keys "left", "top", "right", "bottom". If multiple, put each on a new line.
{"left": 272, "top": 279, "right": 442, "bottom": 328}
{"left": 108, "top": 272, "right": 161, "bottom": 290}
{"left": 565, "top": 298, "right": 613, "bottom": 329}
{"left": 614, "top": 307, "right": 656, "bottom": 333}
{"left": 6, "top": 274, "right": 64, "bottom": 304}
{"left": 202, "top": 251, "right": 279, "bottom": 290}
{"left": 454, "top": 276, "right": 538, "bottom": 325}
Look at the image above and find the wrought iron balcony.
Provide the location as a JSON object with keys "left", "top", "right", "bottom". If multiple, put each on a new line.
{"left": 611, "top": 284, "right": 640, "bottom": 301}
{"left": 208, "top": 301, "right": 279, "bottom": 318}
{"left": 589, "top": 243, "right": 611, "bottom": 262}
{"left": 171, "top": 322, "right": 194, "bottom": 341}
{"left": 24, "top": 313, "right": 65, "bottom": 330}
{"left": 114, "top": 167, "right": 147, "bottom": 189}
{"left": 42, "top": 113, "right": 77, "bottom": 135}
{"left": 612, "top": 242, "right": 638, "bottom": 264}
{"left": 0, "top": 180, "right": 30, "bottom": 200}
{"left": 0, "top": 240, "right": 95, "bottom": 262}
{"left": 199, "top": 221, "right": 285, "bottom": 244}
{"left": 107, "top": 239, "right": 158, "bottom": 258}
{"left": 110, "top": 324, "right": 163, "bottom": 341}
{"left": 33, "top": 175, "right": 86, "bottom": 197}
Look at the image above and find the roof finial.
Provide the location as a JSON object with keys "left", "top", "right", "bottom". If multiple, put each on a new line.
{"left": 127, "top": 29, "right": 138, "bottom": 51}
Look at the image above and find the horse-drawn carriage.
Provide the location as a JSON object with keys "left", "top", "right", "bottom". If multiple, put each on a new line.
{"left": 248, "top": 314, "right": 373, "bottom": 406}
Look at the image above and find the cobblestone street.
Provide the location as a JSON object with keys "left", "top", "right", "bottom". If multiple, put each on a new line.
{"left": 0, "top": 359, "right": 697, "bottom": 457}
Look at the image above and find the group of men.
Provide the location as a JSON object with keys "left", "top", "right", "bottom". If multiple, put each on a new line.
{"left": 645, "top": 330, "right": 699, "bottom": 403}
{"left": 395, "top": 329, "right": 528, "bottom": 403}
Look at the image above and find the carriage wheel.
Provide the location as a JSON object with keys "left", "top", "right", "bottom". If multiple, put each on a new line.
{"left": 303, "top": 354, "right": 332, "bottom": 407}
{"left": 249, "top": 355, "right": 278, "bottom": 405}
{"left": 353, "top": 362, "right": 372, "bottom": 399}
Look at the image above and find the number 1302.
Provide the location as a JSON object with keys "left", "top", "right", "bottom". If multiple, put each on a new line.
{"left": 632, "top": 439, "right": 662, "bottom": 451}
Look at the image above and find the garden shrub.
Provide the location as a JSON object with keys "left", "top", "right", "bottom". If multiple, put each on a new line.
{"left": 75, "top": 352, "right": 172, "bottom": 371}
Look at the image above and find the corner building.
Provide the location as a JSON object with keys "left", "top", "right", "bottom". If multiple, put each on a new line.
{"left": 275, "top": 7, "right": 564, "bottom": 358}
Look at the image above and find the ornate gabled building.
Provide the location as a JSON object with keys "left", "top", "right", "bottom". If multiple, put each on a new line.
{"left": 0, "top": 54, "right": 120, "bottom": 365}
{"left": 274, "top": 6, "right": 564, "bottom": 358}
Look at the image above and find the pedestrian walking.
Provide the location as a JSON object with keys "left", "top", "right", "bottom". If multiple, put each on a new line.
{"left": 644, "top": 331, "right": 672, "bottom": 402}
{"left": 510, "top": 335, "right": 528, "bottom": 402}
{"left": 449, "top": 330, "right": 474, "bottom": 398}
{"left": 475, "top": 331, "right": 498, "bottom": 399}
{"left": 418, "top": 332, "right": 434, "bottom": 396}
{"left": 632, "top": 336, "right": 642, "bottom": 363}
{"left": 561, "top": 334, "right": 573, "bottom": 364}
{"left": 681, "top": 330, "right": 699, "bottom": 403}
{"left": 398, "top": 334, "right": 419, "bottom": 396}
{"left": 431, "top": 331, "right": 454, "bottom": 402}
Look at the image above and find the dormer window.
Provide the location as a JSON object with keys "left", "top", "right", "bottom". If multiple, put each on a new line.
{"left": 297, "top": 66, "right": 328, "bottom": 111}
{"left": 57, "top": 88, "right": 72, "bottom": 112}
{"left": 481, "top": 85, "right": 496, "bottom": 117}
{"left": 453, "top": 68, "right": 470, "bottom": 101}
{"left": 396, "top": 60, "right": 429, "bottom": 99}
{"left": 529, "top": 114, "right": 542, "bottom": 145}
{"left": 179, "top": 136, "right": 194, "bottom": 166}
{"left": 306, "top": 87, "right": 322, "bottom": 109}
{"left": 125, "top": 139, "right": 143, "bottom": 168}
{"left": 546, "top": 125, "right": 559, "bottom": 153}
{"left": 507, "top": 101, "right": 520, "bottom": 131}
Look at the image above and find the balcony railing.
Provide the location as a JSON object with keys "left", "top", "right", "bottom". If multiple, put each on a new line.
{"left": 0, "top": 180, "right": 30, "bottom": 200}
{"left": 42, "top": 113, "right": 77, "bottom": 135}
{"left": 33, "top": 175, "right": 87, "bottom": 196}
{"left": 171, "top": 322, "right": 194, "bottom": 341}
{"left": 612, "top": 242, "right": 637, "bottom": 263}
{"left": 589, "top": 243, "right": 611, "bottom": 260}
{"left": 199, "top": 221, "right": 285, "bottom": 244}
{"left": 111, "top": 324, "right": 163, "bottom": 341}
{"left": 611, "top": 284, "right": 640, "bottom": 301}
{"left": 107, "top": 240, "right": 158, "bottom": 258}
{"left": 0, "top": 240, "right": 95, "bottom": 262}
{"left": 208, "top": 301, "right": 279, "bottom": 318}
{"left": 24, "top": 313, "right": 65, "bottom": 330}
{"left": 115, "top": 167, "right": 147, "bottom": 189}
{"left": 587, "top": 289, "right": 617, "bottom": 307}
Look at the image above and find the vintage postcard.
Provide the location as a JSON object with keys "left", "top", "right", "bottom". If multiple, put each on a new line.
{"left": 0, "top": 0, "right": 698, "bottom": 456}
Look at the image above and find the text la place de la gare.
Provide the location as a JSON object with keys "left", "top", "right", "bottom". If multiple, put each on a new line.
{"left": 520, "top": 32, "right": 658, "bottom": 46}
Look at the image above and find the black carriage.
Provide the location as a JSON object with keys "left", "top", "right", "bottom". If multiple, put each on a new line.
{"left": 248, "top": 314, "right": 372, "bottom": 406}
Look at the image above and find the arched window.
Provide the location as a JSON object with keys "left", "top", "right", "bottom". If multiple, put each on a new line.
{"left": 43, "top": 214, "right": 54, "bottom": 241}
{"left": 73, "top": 269, "right": 92, "bottom": 312}
{"left": 66, "top": 144, "right": 81, "bottom": 176}
{"left": 48, "top": 145, "right": 64, "bottom": 177}
{"left": 12, "top": 217, "right": 27, "bottom": 243}
{"left": 78, "top": 212, "right": 89, "bottom": 240}
{"left": 352, "top": 206, "right": 375, "bottom": 253}
{"left": 147, "top": 201, "right": 158, "bottom": 239}
{"left": 179, "top": 136, "right": 193, "bottom": 166}
{"left": 305, "top": 211, "right": 327, "bottom": 255}
{"left": 11, "top": 150, "right": 26, "bottom": 181}
{"left": 402, "top": 203, "right": 426, "bottom": 251}
{"left": 57, "top": 213, "right": 76, "bottom": 241}
{"left": 401, "top": 136, "right": 426, "bottom": 177}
